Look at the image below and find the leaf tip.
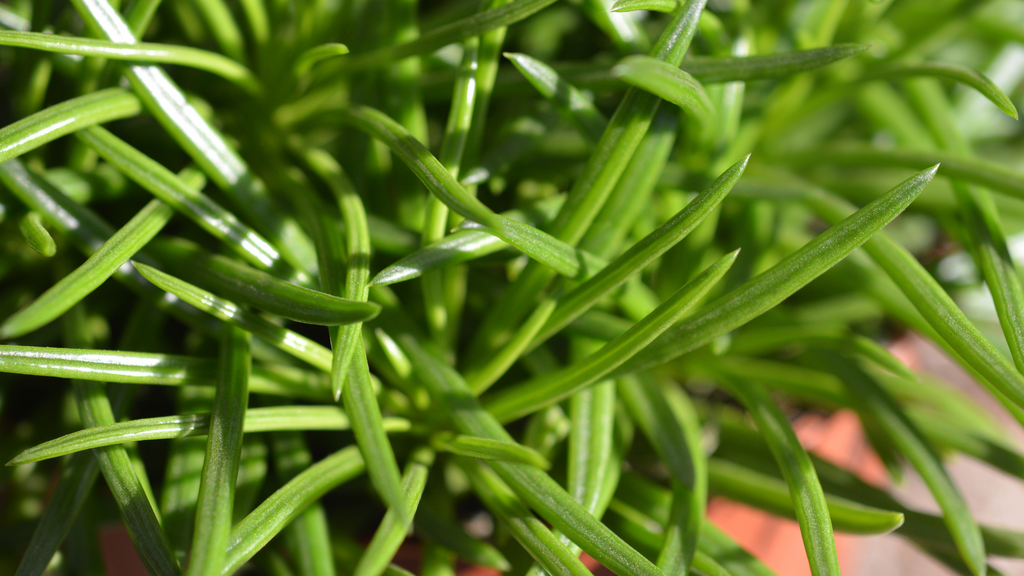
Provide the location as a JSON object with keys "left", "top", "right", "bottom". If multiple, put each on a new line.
{"left": 923, "top": 163, "right": 941, "bottom": 179}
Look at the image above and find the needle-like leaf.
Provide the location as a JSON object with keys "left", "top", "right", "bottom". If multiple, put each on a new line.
{"left": 611, "top": 0, "right": 678, "bottom": 12}
{"left": 148, "top": 239, "right": 380, "bottom": 326}
{"left": 721, "top": 381, "right": 840, "bottom": 576}
{"left": 0, "top": 345, "right": 216, "bottom": 385}
{"left": 613, "top": 55, "right": 715, "bottom": 132}
{"left": 133, "top": 262, "right": 333, "bottom": 372}
{"left": 0, "top": 31, "right": 260, "bottom": 92}
{"left": 485, "top": 249, "right": 738, "bottom": 422}
{"left": 224, "top": 447, "right": 366, "bottom": 574}
{"left": 294, "top": 43, "right": 350, "bottom": 76}
{"left": 9, "top": 406, "right": 408, "bottom": 465}
{"left": 1, "top": 200, "right": 173, "bottom": 339}
{"left": 0, "top": 88, "right": 140, "bottom": 165}
{"left": 187, "top": 325, "right": 250, "bottom": 576}
{"left": 433, "top": 433, "right": 550, "bottom": 469}
{"left": 617, "top": 165, "right": 937, "bottom": 375}
{"left": 505, "top": 52, "right": 608, "bottom": 143}
{"left": 18, "top": 211, "right": 55, "bottom": 257}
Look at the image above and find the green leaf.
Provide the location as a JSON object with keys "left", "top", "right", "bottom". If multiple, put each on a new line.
{"left": 224, "top": 447, "right": 365, "bottom": 573}
{"left": 721, "top": 381, "right": 840, "bottom": 576}
{"left": 18, "top": 211, "right": 55, "bottom": 257}
{"left": 485, "top": 249, "right": 738, "bottom": 423}
{"left": 619, "top": 376, "right": 706, "bottom": 573}
{"left": 0, "top": 88, "right": 141, "bottom": 165}
{"left": 9, "top": 406, "right": 408, "bottom": 465}
{"left": 64, "top": 309, "right": 180, "bottom": 576}
{"left": 505, "top": 52, "right": 608, "bottom": 143}
{"left": 76, "top": 127, "right": 295, "bottom": 277}
{"left": 462, "top": 460, "right": 593, "bottom": 576}
{"left": 187, "top": 325, "right": 250, "bottom": 576}
{"left": 467, "top": 0, "right": 709, "bottom": 360}
{"left": 806, "top": 190, "right": 1024, "bottom": 413}
{"left": 1, "top": 200, "right": 173, "bottom": 339}
{"left": 433, "top": 433, "right": 551, "bottom": 469}
{"left": 319, "top": 0, "right": 560, "bottom": 72}
{"left": 465, "top": 295, "right": 558, "bottom": 395}
{"left": 0, "top": 345, "right": 216, "bottom": 385}
{"left": 0, "top": 30, "right": 260, "bottom": 93}
{"left": 133, "top": 262, "right": 333, "bottom": 372}
{"left": 70, "top": 0, "right": 318, "bottom": 277}
{"left": 353, "top": 449, "right": 435, "bottom": 576}
{"left": 148, "top": 238, "right": 380, "bottom": 326}
{"left": 343, "top": 343, "right": 411, "bottom": 527}
{"left": 294, "top": 43, "right": 350, "bottom": 77}
{"left": 613, "top": 55, "right": 715, "bottom": 132}
{"left": 337, "top": 104, "right": 585, "bottom": 278}
{"left": 399, "top": 336, "right": 664, "bottom": 576}
{"left": 707, "top": 459, "right": 904, "bottom": 535}
{"left": 617, "top": 165, "right": 937, "bottom": 375}
{"left": 534, "top": 155, "right": 748, "bottom": 347}
{"left": 611, "top": 0, "right": 678, "bottom": 12}
{"left": 832, "top": 356, "right": 985, "bottom": 575}
{"left": 864, "top": 60, "right": 1018, "bottom": 119}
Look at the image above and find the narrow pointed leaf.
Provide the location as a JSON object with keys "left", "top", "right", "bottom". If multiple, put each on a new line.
{"left": 1, "top": 200, "right": 173, "bottom": 339}
{"left": 505, "top": 52, "right": 608, "bottom": 143}
{"left": 224, "top": 447, "right": 365, "bottom": 574}
{"left": 486, "top": 249, "right": 738, "bottom": 422}
{"left": 612, "top": 0, "right": 678, "bottom": 12}
{"left": 353, "top": 449, "right": 435, "bottom": 576}
{"left": 707, "top": 459, "right": 904, "bottom": 535}
{"left": 399, "top": 336, "right": 665, "bottom": 576}
{"left": 466, "top": 296, "right": 557, "bottom": 395}
{"left": 0, "top": 345, "right": 215, "bottom": 385}
{"left": 806, "top": 190, "right": 1024, "bottom": 411}
{"left": 70, "top": 0, "right": 318, "bottom": 276}
{"left": 9, "top": 406, "right": 409, "bottom": 465}
{"left": 338, "top": 104, "right": 584, "bottom": 278}
{"left": 187, "top": 325, "right": 250, "bottom": 576}
{"left": 683, "top": 44, "right": 868, "bottom": 83}
{"left": 0, "top": 88, "right": 140, "bottom": 165}
{"left": 534, "top": 156, "right": 747, "bottom": 347}
{"left": 433, "top": 434, "right": 550, "bottom": 469}
{"left": 77, "top": 127, "right": 293, "bottom": 276}
{"left": 133, "top": 262, "right": 333, "bottom": 372}
{"left": 148, "top": 239, "right": 380, "bottom": 326}
{"left": 344, "top": 344, "right": 410, "bottom": 526}
{"left": 864, "top": 61, "right": 1018, "bottom": 119}
{"left": 613, "top": 55, "right": 715, "bottom": 129}
{"left": 617, "top": 165, "right": 937, "bottom": 375}
{"left": 462, "top": 460, "right": 593, "bottom": 576}
{"left": 722, "top": 381, "right": 840, "bottom": 576}
{"left": 0, "top": 30, "right": 260, "bottom": 92}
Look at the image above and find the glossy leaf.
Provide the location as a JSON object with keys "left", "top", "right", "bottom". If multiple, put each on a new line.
{"left": 0, "top": 30, "right": 260, "bottom": 92}
{"left": 0, "top": 88, "right": 141, "bottom": 165}
{"left": 148, "top": 239, "right": 380, "bottom": 326}
{"left": 224, "top": 447, "right": 366, "bottom": 573}
{"left": 617, "top": 166, "right": 936, "bottom": 375}
{"left": 18, "top": 211, "right": 55, "bottom": 257}
{"left": 505, "top": 52, "right": 607, "bottom": 143}
{"left": 722, "top": 381, "right": 840, "bottom": 576}
{"left": 611, "top": 0, "right": 678, "bottom": 12}
{"left": 133, "top": 262, "right": 333, "bottom": 372}
{"left": 294, "top": 43, "right": 350, "bottom": 76}
{"left": 0, "top": 345, "right": 216, "bottom": 385}
{"left": 338, "top": 104, "right": 584, "bottom": 278}
{"left": 485, "top": 249, "right": 738, "bottom": 422}
{"left": 9, "top": 406, "right": 409, "bottom": 465}
{"left": 1, "top": 200, "right": 173, "bottom": 339}
{"left": 613, "top": 55, "right": 715, "bottom": 131}
{"left": 187, "top": 325, "right": 250, "bottom": 576}
{"left": 433, "top": 433, "right": 551, "bottom": 469}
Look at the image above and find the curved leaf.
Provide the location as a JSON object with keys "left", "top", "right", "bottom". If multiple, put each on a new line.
{"left": 613, "top": 55, "right": 715, "bottom": 130}
{"left": 864, "top": 61, "right": 1017, "bottom": 119}
{"left": 616, "top": 165, "right": 936, "bottom": 375}
{"left": 0, "top": 30, "right": 260, "bottom": 93}
{"left": 1, "top": 200, "right": 174, "bottom": 339}
{"left": 433, "top": 434, "right": 551, "bottom": 469}
{"left": 18, "top": 211, "right": 55, "bottom": 257}
{"left": 485, "top": 249, "right": 738, "bottom": 423}
{"left": 294, "top": 43, "right": 350, "bottom": 76}
{"left": 505, "top": 52, "right": 608, "bottom": 143}
{"left": 612, "top": 0, "right": 678, "bottom": 12}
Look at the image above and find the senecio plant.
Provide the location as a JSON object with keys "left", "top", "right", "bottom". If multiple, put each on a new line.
{"left": 2, "top": 0, "right": 1024, "bottom": 575}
